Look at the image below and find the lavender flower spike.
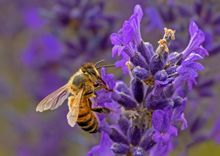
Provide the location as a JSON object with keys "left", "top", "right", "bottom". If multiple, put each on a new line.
{"left": 89, "top": 4, "right": 208, "bottom": 156}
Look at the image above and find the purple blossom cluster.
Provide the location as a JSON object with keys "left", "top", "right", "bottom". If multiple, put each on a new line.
{"left": 145, "top": 0, "right": 220, "bottom": 151}
{"left": 46, "top": 0, "right": 115, "bottom": 58}
{"left": 146, "top": 0, "right": 220, "bottom": 56}
{"left": 89, "top": 4, "right": 208, "bottom": 156}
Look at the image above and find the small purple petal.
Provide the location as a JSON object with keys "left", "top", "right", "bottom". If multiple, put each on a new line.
{"left": 152, "top": 110, "right": 170, "bottom": 133}
{"left": 115, "top": 81, "right": 131, "bottom": 95}
{"left": 182, "top": 21, "right": 205, "bottom": 58}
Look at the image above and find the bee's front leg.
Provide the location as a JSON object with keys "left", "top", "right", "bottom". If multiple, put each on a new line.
{"left": 94, "top": 82, "right": 112, "bottom": 92}
{"left": 92, "top": 107, "right": 111, "bottom": 114}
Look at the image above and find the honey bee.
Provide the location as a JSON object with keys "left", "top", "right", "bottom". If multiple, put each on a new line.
{"left": 36, "top": 61, "right": 112, "bottom": 133}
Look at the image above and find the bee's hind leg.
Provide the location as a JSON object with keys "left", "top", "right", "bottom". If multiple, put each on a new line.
{"left": 92, "top": 107, "right": 110, "bottom": 114}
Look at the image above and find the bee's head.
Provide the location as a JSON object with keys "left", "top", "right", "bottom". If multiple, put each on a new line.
{"left": 81, "top": 63, "right": 100, "bottom": 77}
{"left": 81, "top": 61, "right": 113, "bottom": 91}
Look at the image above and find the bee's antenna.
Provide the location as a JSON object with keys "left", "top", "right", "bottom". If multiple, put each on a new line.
{"left": 95, "top": 59, "right": 105, "bottom": 67}
{"left": 97, "top": 64, "right": 115, "bottom": 69}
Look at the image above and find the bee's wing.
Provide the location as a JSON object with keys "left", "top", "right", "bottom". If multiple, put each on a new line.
{"left": 36, "top": 85, "right": 69, "bottom": 112}
{"left": 67, "top": 88, "right": 84, "bottom": 127}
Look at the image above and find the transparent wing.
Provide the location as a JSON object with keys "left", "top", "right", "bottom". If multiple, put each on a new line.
{"left": 36, "top": 85, "right": 69, "bottom": 112}
{"left": 67, "top": 88, "right": 84, "bottom": 127}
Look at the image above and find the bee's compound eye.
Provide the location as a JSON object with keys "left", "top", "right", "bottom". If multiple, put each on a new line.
{"left": 87, "top": 68, "right": 96, "bottom": 75}
{"left": 81, "top": 68, "right": 86, "bottom": 73}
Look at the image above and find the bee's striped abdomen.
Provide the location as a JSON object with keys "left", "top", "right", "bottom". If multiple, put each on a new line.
{"left": 77, "top": 99, "right": 98, "bottom": 133}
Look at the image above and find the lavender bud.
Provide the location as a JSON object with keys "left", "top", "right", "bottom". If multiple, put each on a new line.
{"left": 163, "top": 84, "right": 174, "bottom": 97}
{"left": 152, "top": 82, "right": 164, "bottom": 96}
{"left": 146, "top": 95, "right": 173, "bottom": 110}
{"left": 112, "top": 92, "right": 137, "bottom": 109}
{"left": 157, "top": 99, "right": 174, "bottom": 109}
{"left": 111, "top": 143, "right": 130, "bottom": 154}
{"left": 131, "top": 78, "right": 144, "bottom": 103}
{"left": 168, "top": 52, "right": 182, "bottom": 64}
{"left": 150, "top": 54, "right": 165, "bottom": 75}
{"left": 166, "top": 65, "right": 177, "bottom": 75}
{"left": 155, "top": 70, "right": 168, "bottom": 81}
{"left": 150, "top": 98, "right": 174, "bottom": 110}
{"left": 133, "top": 147, "right": 145, "bottom": 156}
{"left": 137, "top": 41, "right": 154, "bottom": 64}
{"left": 115, "top": 81, "right": 131, "bottom": 95}
{"left": 109, "top": 128, "right": 129, "bottom": 145}
{"left": 128, "top": 125, "right": 141, "bottom": 146}
{"left": 140, "top": 130, "right": 156, "bottom": 151}
{"left": 164, "top": 98, "right": 174, "bottom": 108}
{"left": 133, "top": 66, "right": 150, "bottom": 80}
{"left": 118, "top": 115, "right": 130, "bottom": 135}
{"left": 130, "top": 52, "right": 148, "bottom": 69}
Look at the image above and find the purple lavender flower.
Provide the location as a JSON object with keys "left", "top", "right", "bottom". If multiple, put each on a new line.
{"left": 145, "top": 0, "right": 220, "bottom": 56}
{"left": 144, "top": 1, "right": 220, "bottom": 151}
{"left": 45, "top": 0, "right": 115, "bottom": 58}
{"left": 89, "top": 4, "right": 208, "bottom": 156}
{"left": 175, "top": 21, "right": 208, "bottom": 89}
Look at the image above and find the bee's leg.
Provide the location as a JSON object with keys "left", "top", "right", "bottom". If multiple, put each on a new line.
{"left": 92, "top": 107, "right": 111, "bottom": 114}
{"left": 83, "top": 83, "right": 96, "bottom": 97}
{"left": 94, "top": 83, "right": 99, "bottom": 88}
{"left": 84, "top": 90, "right": 94, "bottom": 96}
{"left": 94, "top": 83, "right": 112, "bottom": 92}
{"left": 93, "top": 83, "right": 102, "bottom": 91}
{"left": 98, "top": 77, "right": 113, "bottom": 91}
